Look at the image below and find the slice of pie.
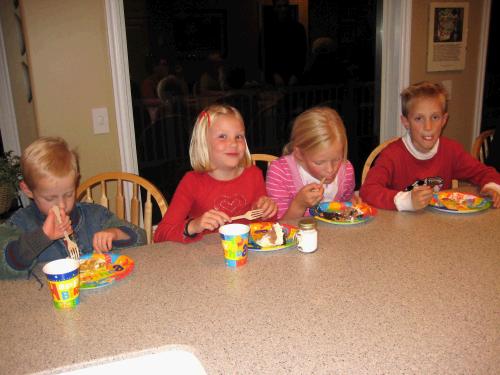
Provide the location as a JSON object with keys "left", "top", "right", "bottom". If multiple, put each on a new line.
{"left": 255, "top": 223, "right": 285, "bottom": 247}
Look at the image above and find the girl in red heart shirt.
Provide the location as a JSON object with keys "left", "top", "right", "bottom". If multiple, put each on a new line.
{"left": 154, "top": 104, "right": 277, "bottom": 243}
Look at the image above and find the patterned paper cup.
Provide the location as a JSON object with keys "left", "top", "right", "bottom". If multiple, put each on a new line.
{"left": 219, "top": 224, "right": 250, "bottom": 267}
{"left": 42, "top": 258, "right": 80, "bottom": 309}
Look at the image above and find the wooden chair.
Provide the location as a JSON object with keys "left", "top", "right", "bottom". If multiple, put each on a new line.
{"left": 361, "top": 137, "right": 399, "bottom": 184}
{"left": 76, "top": 172, "right": 168, "bottom": 244}
{"left": 251, "top": 153, "right": 278, "bottom": 166}
{"left": 471, "top": 129, "right": 495, "bottom": 163}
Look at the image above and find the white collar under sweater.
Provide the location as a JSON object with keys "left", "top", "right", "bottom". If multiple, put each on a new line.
{"left": 401, "top": 131, "right": 439, "bottom": 160}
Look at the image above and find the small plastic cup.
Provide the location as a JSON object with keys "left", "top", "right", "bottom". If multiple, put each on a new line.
{"left": 219, "top": 223, "right": 250, "bottom": 267}
{"left": 42, "top": 258, "right": 80, "bottom": 309}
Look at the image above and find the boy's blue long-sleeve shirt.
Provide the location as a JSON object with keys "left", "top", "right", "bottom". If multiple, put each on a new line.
{"left": 0, "top": 202, "right": 147, "bottom": 279}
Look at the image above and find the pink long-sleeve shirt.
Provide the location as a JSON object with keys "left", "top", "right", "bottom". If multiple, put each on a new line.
{"left": 266, "top": 154, "right": 356, "bottom": 219}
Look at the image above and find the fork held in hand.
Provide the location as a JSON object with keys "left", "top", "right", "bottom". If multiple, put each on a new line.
{"left": 312, "top": 177, "right": 326, "bottom": 193}
{"left": 230, "top": 209, "right": 264, "bottom": 221}
{"left": 51, "top": 206, "right": 80, "bottom": 260}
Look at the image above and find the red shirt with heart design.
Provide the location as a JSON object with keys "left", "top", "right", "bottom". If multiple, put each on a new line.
{"left": 154, "top": 165, "right": 268, "bottom": 243}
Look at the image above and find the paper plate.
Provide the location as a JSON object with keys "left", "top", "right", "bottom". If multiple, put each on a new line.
{"left": 309, "top": 201, "right": 377, "bottom": 225}
{"left": 79, "top": 253, "right": 134, "bottom": 289}
{"left": 429, "top": 191, "right": 492, "bottom": 213}
{"left": 248, "top": 222, "right": 297, "bottom": 252}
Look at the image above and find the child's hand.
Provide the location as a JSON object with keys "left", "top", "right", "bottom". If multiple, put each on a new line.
{"left": 43, "top": 207, "right": 72, "bottom": 241}
{"left": 253, "top": 196, "right": 277, "bottom": 220}
{"left": 411, "top": 185, "right": 433, "bottom": 210}
{"left": 350, "top": 193, "right": 363, "bottom": 205}
{"left": 190, "top": 209, "right": 230, "bottom": 234}
{"left": 295, "top": 183, "right": 325, "bottom": 210}
{"left": 93, "top": 228, "right": 120, "bottom": 252}
{"left": 480, "top": 186, "right": 500, "bottom": 208}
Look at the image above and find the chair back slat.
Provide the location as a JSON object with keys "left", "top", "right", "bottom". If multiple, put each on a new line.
{"left": 83, "top": 188, "right": 94, "bottom": 203}
{"left": 144, "top": 191, "right": 153, "bottom": 244}
{"left": 480, "top": 143, "right": 486, "bottom": 163}
{"left": 115, "top": 179, "right": 125, "bottom": 220}
{"left": 131, "top": 183, "right": 140, "bottom": 226}
{"left": 76, "top": 172, "right": 168, "bottom": 244}
{"left": 99, "top": 181, "right": 109, "bottom": 208}
{"left": 472, "top": 129, "right": 495, "bottom": 163}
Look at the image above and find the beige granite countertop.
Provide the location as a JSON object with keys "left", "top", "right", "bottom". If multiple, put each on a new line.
{"left": 1, "top": 207, "right": 499, "bottom": 374}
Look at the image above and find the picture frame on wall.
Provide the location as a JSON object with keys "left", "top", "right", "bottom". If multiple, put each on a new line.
{"left": 427, "top": 2, "right": 469, "bottom": 72}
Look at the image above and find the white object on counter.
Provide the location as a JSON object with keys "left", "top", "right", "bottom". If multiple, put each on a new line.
{"left": 296, "top": 218, "right": 318, "bottom": 253}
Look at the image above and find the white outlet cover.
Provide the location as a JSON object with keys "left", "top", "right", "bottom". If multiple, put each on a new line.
{"left": 92, "top": 107, "right": 109, "bottom": 134}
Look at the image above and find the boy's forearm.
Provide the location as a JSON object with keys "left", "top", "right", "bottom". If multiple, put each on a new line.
{"left": 110, "top": 225, "right": 146, "bottom": 248}
{"left": 107, "top": 227, "right": 130, "bottom": 241}
{"left": 5, "top": 228, "right": 52, "bottom": 270}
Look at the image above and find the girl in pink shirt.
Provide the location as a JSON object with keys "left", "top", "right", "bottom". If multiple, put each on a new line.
{"left": 266, "top": 107, "right": 356, "bottom": 219}
{"left": 154, "top": 104, "right": 277, "bottom": 243}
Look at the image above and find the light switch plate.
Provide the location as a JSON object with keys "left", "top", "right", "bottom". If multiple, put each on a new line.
{"left": 92, "top": 107, "right": 109, "bottom": 134}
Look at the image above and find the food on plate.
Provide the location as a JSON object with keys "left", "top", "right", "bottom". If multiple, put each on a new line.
{"left": 254, "top": 223, "right": 286, "bottom": 247}
{"left": 317, "top": 206, "right": 364, "bottom": 222}
{"left": 310, "top": 202, "right": 376, "bottom": 225}
{"left": 248, "top": 222, "right": 298, "bottom": 251}
{"left": 80, "top": 254, "right": 108, "bottom": 275}
{"left": 437, "top": 192, "right": 483, "bottom": 210}
{"left": 78, "top": 253, "right": 135, "bottom": 289}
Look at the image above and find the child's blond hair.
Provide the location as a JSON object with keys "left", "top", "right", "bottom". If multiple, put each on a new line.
{"left": 400, "top": 81, "right": 448, "bottom": 117}
{"left": 189, "top": 104, "right": 252, "bottom": 171}
{"left": 283, "top": 107, "right": 347, "bottom": 157}
{"left": 21, "top": 137, "right": 79, "bottom": 189}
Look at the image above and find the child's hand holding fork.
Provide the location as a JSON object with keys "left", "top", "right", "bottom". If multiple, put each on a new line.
{"left": 253, "top": 196, "right": 277, "bottom": 220}
{"left": 43, "top": 204, "right": 72, "bottom": 241}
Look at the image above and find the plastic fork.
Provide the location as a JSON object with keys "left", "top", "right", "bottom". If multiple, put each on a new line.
{"left": 312, "top": 177, "right": 326, "bottom": 192}
{"left": 51, "top": 206, "right": 80, "bottom": 260}
{"left": 230, "top": 209, "right": 264, "bottom": 221}
{"left": 311, "top": 177, "right": 327, "bottom": 208}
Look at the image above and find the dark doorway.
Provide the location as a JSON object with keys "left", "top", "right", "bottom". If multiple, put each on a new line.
{"left": 481, "top": 0, "right": 500, "bottom": 132}
{"left": 124, "top": 0, "right": 381, "bottom": 201}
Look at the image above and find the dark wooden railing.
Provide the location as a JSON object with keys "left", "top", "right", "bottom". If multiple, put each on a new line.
{"left": 133, "top": 82, "right": 378, "bottom": 201}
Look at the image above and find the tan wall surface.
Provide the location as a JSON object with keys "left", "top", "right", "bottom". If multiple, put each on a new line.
{"left": 21, "top": 0, "right": 121, "bottom": 181}
{"left": 0, "top": 0, "right": 38, "bottom": 150}
{"left": 410, "top": 0, "right": 485, "bottom": 150}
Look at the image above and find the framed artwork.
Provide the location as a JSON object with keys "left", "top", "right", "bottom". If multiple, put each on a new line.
{"left": 427, "top": 2, "right": 469, "bottom": 72}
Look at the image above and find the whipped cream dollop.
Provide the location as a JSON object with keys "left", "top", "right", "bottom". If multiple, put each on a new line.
{"left": 256, "top": 223, "right": 285, "bottom": 247}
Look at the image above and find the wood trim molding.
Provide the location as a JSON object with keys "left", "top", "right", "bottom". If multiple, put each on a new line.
{"left": 104, "top": 0, "right": 138, "bottom": 174}
{"left": 0, "top": 14, "right": 22, "bottom": 156}
{"left": 472, "top": 0, "right": 491, "bottom": 149}
{"left": 380, "top": 0, "right": 412, "bottom": 142}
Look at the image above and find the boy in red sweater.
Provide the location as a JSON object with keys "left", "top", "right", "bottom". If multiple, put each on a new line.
{"left": 360, "top": 81, "right": 500, "bottom": 210}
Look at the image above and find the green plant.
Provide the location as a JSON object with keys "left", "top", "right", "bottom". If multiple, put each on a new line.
{"left": 0, "top": 151, "right": 21, "bottom": 193}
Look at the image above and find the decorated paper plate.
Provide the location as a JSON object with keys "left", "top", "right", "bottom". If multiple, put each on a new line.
{"left": 429, "top": 191, "right": 492, "bottom": 213}
{"left": 79, "top": 253, "right": 134, "bottom": 289}
{"left": 309, "top": 201, "right": 377, "bottom": 225}
{"left": 248, "top": 222, "right": 298, "bottom": 252}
